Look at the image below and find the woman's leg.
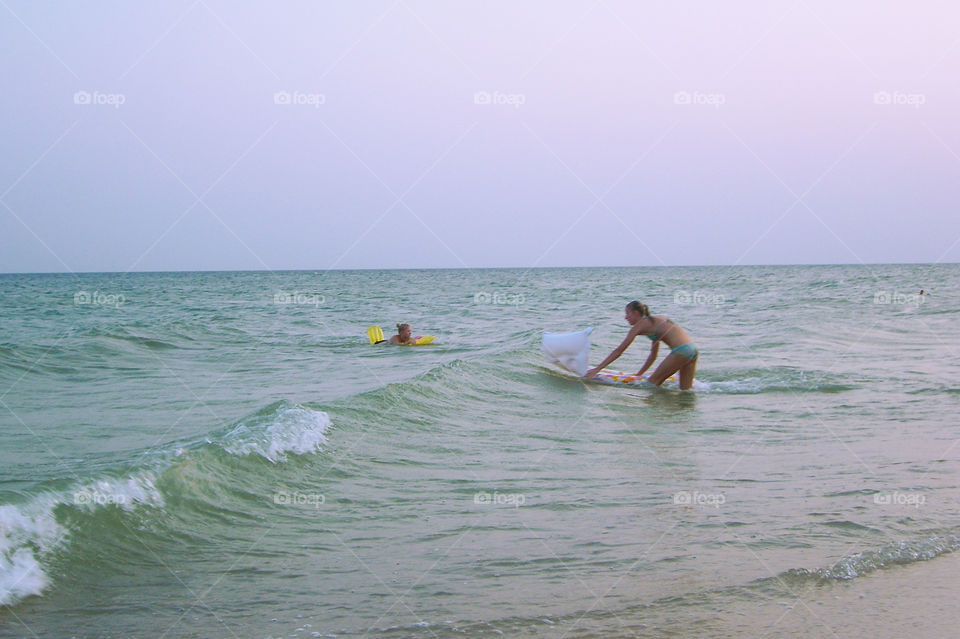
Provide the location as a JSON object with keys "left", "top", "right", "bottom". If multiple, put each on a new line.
{"left": 648, "top": 352, "right": 693, "bottom": 387}
{"left": 677, "top": 357, "right": 697, "bottom": 390}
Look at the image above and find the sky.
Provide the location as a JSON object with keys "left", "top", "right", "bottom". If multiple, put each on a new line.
{"left": 1, "top": 0, "right": 959, "bottom": 273}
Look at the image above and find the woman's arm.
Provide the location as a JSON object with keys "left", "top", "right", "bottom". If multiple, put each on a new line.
{"left": 584, "top": 330, "right": 638, "bottom": 378}
{"left": 636, "top": 341, "right": 659, "bottom": 376}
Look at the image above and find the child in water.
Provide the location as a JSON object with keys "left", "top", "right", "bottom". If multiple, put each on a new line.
{"left": 389, "top": 323, "right": 416, "bottom": 345}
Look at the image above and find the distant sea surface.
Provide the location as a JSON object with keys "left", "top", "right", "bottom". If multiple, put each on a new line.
{"left": 1, "top": 264, "right": 958, "bottom": 638}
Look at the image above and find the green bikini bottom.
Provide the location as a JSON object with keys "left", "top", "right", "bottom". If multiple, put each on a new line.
{"left": 671, "top": 343, "right": 699, "bottom": 360}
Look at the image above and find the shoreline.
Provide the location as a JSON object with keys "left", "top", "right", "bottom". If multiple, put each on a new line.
{"left": 713, "top": 550, "right": 960, "bottom": 638}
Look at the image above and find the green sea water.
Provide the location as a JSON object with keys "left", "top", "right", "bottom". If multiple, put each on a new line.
{"left": 1, "top": 264, "right": 958, "bottom": 638}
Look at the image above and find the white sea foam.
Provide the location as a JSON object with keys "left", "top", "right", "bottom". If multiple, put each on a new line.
{"left": 780, "top": 534, "right": 960, "bottom": 584}
{"left": 691, "top": 376, "right": 848, "bottom": 394}
{"left": 691, "top": 378, "right": 765, "bottom": 393}
{"left": 817, "top": 535, "right": 960, "bottom": 580}
{"left": 0, "top": 497, "right": 63, "bottom": 606}
{"left": 221, "top": 404, "right": 331, "bottom": 462}
{"left": 1, "top": 472, "right": 164, "bottom": 607}
{"left": 0, "top": 404, "right": 331, "bottom": 606}
{"left": 70, "top": 472, "right": 164, "bottom": 511}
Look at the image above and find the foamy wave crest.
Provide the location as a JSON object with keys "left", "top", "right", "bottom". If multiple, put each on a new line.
{"left": 693, "top": 377, "right": 853, "bottom": 394}
{"left": 0, "top": 497, "right": 63, "bottom": 606}
{"left": 692, "top": 378, "right": 776, "bottom": 393}
{"left": 779, "top": 534, "right": 960, "bottom": 584}
{"left": 70, "top": 472, "right": 164, "bottom": 511}
{"left": 0, "top": 403, "right": 329, "bottom": 606}
{"left": 220, "top": 402, "right": 331, "bottom": 462}
{"left": 1, "top": 472, "right": 165, "bottom": 607}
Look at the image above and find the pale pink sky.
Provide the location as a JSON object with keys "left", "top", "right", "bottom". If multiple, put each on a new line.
{"left": 1, "top": 1, "right": 958, "bottom": 271}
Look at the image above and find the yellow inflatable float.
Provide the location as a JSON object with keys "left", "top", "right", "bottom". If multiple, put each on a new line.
{"left": 366, "top": 326, "right": 434, "bottom": 346}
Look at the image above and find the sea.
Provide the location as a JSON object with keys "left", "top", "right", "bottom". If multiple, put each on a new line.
{"left": 0, "top": 264, "right": 958, "bottom": 638}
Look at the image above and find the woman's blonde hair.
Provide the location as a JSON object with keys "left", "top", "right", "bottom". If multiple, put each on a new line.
{"left": 626, "top": 301, "right": 650, "bottom": 317}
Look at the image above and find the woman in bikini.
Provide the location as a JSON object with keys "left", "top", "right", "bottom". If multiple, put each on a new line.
{"left": 584, "top": 301, "right": 699, "bottom": 390}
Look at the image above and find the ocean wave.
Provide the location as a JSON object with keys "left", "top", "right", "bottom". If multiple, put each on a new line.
{"left": 219, "top": 402, "right": 332, "bottom": 462}
{"left": 0, "top": 342, "right": 78, "bottom": 376}
{"left": 70, "top": 472, "right": 165, "bottom": 512}
{"left": 0, "top": 497, "right": 61, "bottom": 606}
{"left": 0, "top": 402, "right": 332, "bottom": 607}
{"left": 0, "top": 472, "right": 165, "bottom": 607}
{"left": 88, "top": 328, "right": 193, "bottom": 351}
{"left": 543, "top": 364, "right": 854, "bottom": 394}
{"left": 692, "top": 368, "right": 856, "bottom": 394}
{"left": 773, "top": 534, "right": 960, "bottom": 585}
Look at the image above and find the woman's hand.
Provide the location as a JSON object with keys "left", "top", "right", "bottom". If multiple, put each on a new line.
{"left": 584, "top": 366, "right": 601, "bottom": 379}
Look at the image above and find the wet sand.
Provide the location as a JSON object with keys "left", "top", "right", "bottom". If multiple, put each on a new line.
{"left": 715, "top": 552, "right": 960, "bottom": 638}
